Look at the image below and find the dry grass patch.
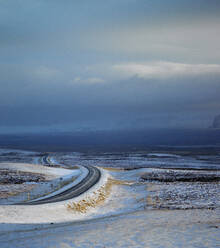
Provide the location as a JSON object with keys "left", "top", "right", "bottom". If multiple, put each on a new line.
{"left": 66, "top": 178, "right": 131, "bottom": 213}
{"left": 146, "top": 195, "right": 161, "bottom": 208}
{"left": 100, "top": 167, "right": 124, "bottom": 172}
{"left": 0, "top": 184, "right": 36, "bottom": 199}
{"left": 109, "top": 178, "right": 134, "bottom": 186}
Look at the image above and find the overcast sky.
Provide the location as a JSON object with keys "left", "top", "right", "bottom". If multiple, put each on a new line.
{"left": 0, "top": 0, "right": 220, "bottom": 133}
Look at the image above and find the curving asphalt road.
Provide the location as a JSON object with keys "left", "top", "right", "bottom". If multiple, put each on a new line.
{"left": 20, "top": 155, "right": 101, "bottom": 205}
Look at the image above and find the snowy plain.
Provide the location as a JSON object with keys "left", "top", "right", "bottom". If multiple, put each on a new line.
{"left": 0, "top": 148, "right": 219, "bottom": 247}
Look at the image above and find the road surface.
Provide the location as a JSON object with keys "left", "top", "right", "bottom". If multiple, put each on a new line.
{"left": 19, "top": 155, "right": 101, "bottom": 205}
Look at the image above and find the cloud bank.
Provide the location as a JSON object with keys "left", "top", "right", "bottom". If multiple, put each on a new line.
{"left": 113, "top": 62, "right": 220, "bottom": 79}
{"left": 0, "top": 0, "right": 220, "bottom": 133}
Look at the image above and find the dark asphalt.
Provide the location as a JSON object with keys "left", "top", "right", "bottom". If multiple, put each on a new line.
{"left": 18, "top": 156, "right": 101, "bottom": 205}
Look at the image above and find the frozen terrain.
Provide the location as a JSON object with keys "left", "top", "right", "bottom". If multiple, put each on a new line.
{"left": 1, "top": 209, "right": 219, "bottom": 248}
{"left": 0, "top": 148, "right": 219, "bottom": 247}
{"left": 52, "top": 149, "right": 220, "bottom": 170}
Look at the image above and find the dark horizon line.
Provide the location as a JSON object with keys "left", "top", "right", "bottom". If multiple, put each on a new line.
{"left": 0, "top": 126, "right": 219, "bottom": 136}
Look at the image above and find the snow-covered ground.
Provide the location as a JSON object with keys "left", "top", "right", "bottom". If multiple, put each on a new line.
{"left": 1, "top": 208, "right": 219, "bottom": 248}
{"left": 53, "top": 150, "right": 220, "bottom": 170}
{"left": 0, "top": 171, "right": 219, "bottom": 248}
{"left": 28, "top": 166, "right": 86, "bottom": 202}
{"left": 0, "top": 167, "right": 109, "bottom": 224}
{"left": 0, "top": 149, "right": 220, "bottom": 247}
{"left": 0, "top": 161, "right": 86, "bottom": 205}
{"left": 0, "top": 162, "right": 78, "bottom": 180}
{"left": 147, "top": 153, "right": 181, "bottom": 158}
{"left": 0, "top": 155, "right": 109, "bottom": 224}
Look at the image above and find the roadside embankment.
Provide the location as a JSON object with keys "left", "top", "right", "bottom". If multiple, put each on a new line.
{"left": 0, "top": 163, "right": 82, "bottom": 204}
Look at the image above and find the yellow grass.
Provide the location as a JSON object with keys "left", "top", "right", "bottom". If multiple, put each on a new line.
{"left": 100, "top": 167, "right": 124, "bottom": 172}
{"left": 66, "top": 178, "right": 131, "bottom": 213}
{"left": 0, "top": 184, "right": 36, "bottom": 199}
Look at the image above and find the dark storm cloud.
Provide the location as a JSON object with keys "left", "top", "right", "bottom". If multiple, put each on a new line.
{"left": 1, "top": 69, "right": 219, "bottom": 129}
{"left": 0, "top": 0, "right": 220, "bottom": 132}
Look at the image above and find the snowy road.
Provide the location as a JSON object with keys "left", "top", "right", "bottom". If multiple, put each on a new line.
{"left": 18, "top": 155, "right": 101, "bottom": 205}
{"left": 22, "top": 164, "right": 101, "bottom": 205}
